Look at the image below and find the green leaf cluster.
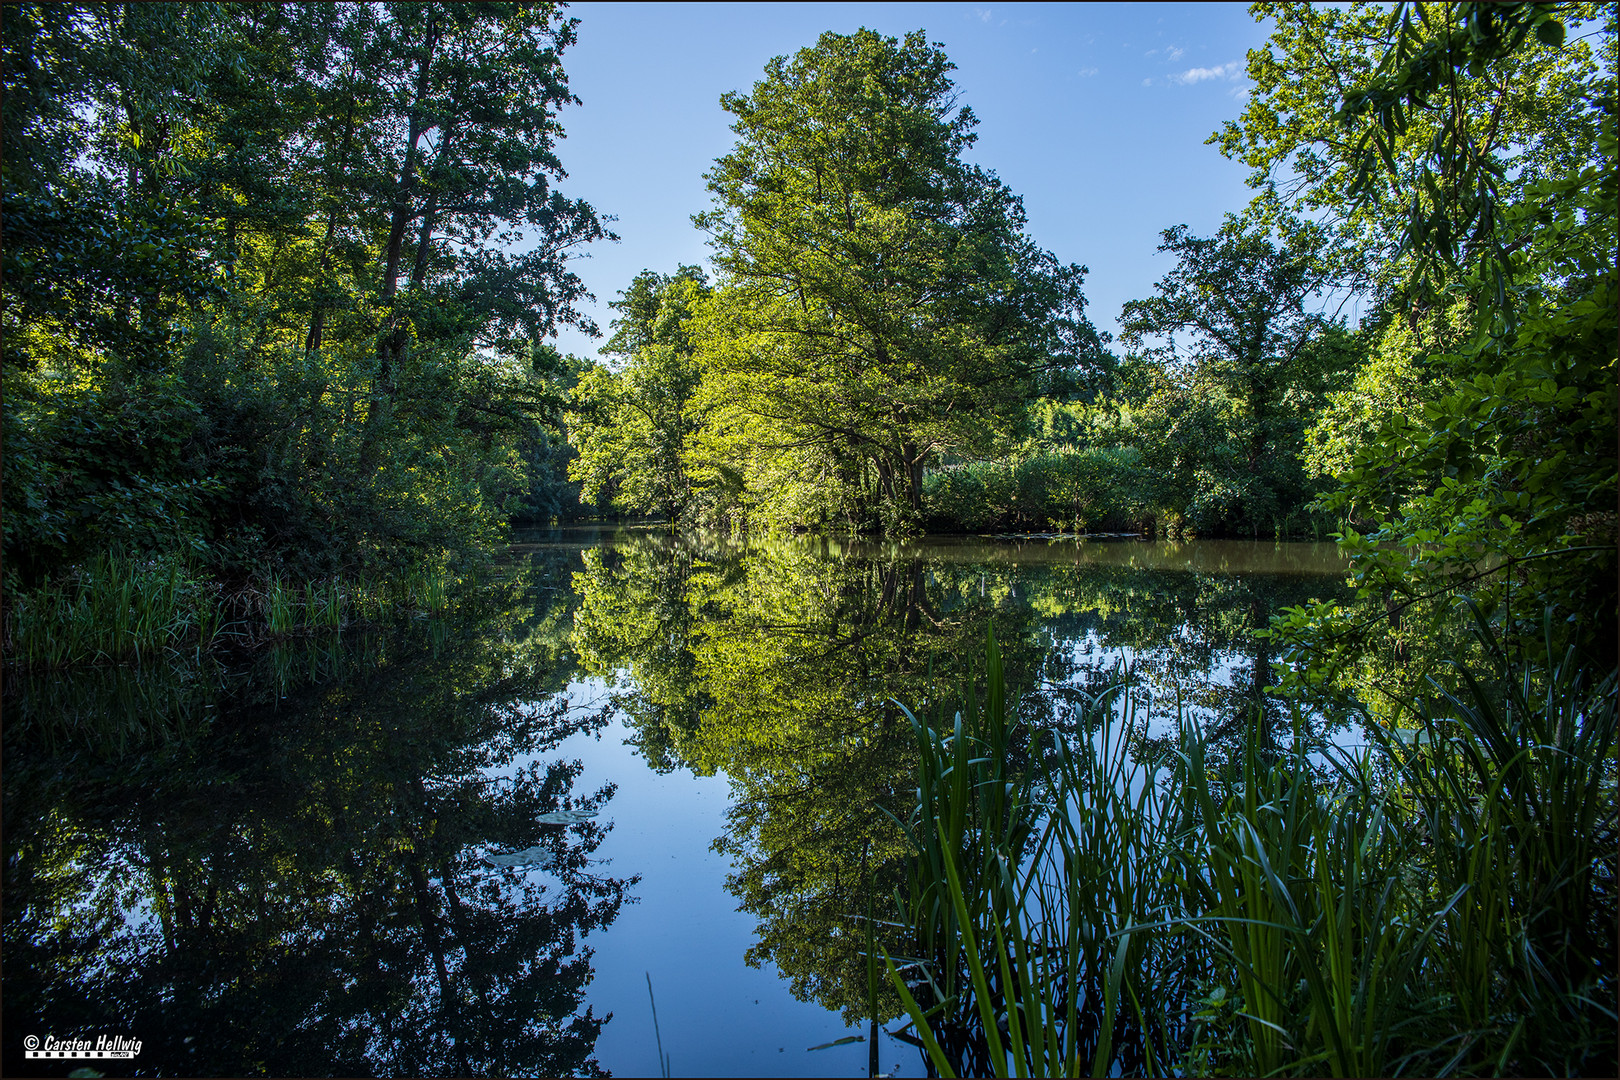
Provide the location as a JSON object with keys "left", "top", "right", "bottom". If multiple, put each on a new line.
{"left": 568, "top": 268, "right": 714, "bottom": 524}
{"left": 1228, "top": 1, "right": 1619, "bottom": 707}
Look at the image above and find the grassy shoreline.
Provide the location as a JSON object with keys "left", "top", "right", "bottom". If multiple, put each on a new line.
{"left": 2, "top": 553, "right": 456, "bottom": 670}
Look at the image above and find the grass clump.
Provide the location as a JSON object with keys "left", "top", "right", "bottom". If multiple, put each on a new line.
{"left": 3, "top": 553, "right": 209, "bottom": 667}
{"left": 4, "top": 554, "right": 458, "bottom": 670}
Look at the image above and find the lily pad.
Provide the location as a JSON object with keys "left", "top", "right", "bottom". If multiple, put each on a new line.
{"left": 485, "top": 845, "right": 557, "bottom": 868}
{"left": 535, "top": 809, "right": 598, "bottom": 825}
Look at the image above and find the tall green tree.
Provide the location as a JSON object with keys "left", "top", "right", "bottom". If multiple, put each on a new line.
{"left": 1118, "top": 224, "right": 1355, "bottom": 532}
{"left": 2, "top": 2, "right": 610, "bottom": 600}
{"left": 569, "top": 267, "right": 713, "bottom": 524}
{"left": 692, "top": 28, "right": 1102, "bottom": 533}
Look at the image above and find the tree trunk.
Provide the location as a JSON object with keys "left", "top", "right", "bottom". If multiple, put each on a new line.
{"left": 902, "top": 441, "right": 924, "bottom": 511}
{"left": 305, "top": 91, "right": 359, "bottom": 356}
{"left": 875, "top": 458, "right": 894, "bottom": 502}
{"left": 303, "top": 210, "right": 337, "bottom": 355}
{"left": 372, "top": 12, "right": 439, "bottom": 407}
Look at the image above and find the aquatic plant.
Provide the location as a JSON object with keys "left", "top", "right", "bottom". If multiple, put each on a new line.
{"left": 5, "top": 555, "right": 462, "bottom": 669}
{"left": 4, "top": 554, "right": 202, "bottom": 667}
{"left": 886, "top": 613, "right": 1617, "bottom": 1076}
{"left": 884, "top": 627, "right": 1179, "bottom": 1076}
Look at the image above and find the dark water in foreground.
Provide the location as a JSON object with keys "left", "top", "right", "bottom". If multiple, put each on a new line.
{"left": 2, "top": 530, "right": 1349, "bottom": 1077}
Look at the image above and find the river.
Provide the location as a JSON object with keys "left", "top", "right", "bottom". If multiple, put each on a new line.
{"left": 2, "top": 528, "right": 1349, "bottom": 1078}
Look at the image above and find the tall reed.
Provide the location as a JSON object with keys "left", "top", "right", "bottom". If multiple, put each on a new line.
{"left": 886, "top": 611, "right": 1617, "bottom": 1077}
{"left": 4, "top": 554, "right": 201, "bottom": 667}
{"left": 885, "top": 627, "right": 1181, "bottom": 1076}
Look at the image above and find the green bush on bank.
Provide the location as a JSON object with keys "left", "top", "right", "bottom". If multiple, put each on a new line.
{"left": 921, "top": 447, "right": 1340, "bottom": 539}
{"left": 922, "top": 447, "right": 1148, "bottom": 533}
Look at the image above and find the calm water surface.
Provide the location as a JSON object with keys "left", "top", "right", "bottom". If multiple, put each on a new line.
{"left": 2, "top": 529, "right": 1348, "bottom": 1077}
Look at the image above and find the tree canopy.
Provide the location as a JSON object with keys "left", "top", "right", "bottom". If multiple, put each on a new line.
{"left": 1119, "top": 223, "right": 1352, "bottom": 532}
{"left": 568, "top": 267, "right": 713, "bottom": 524}
{"left": 1235, "top": 0, "right": 1617, "bottom": 700}
{"left": 691, "top": 28, "right": 1103, "bottom": 532}
{"left": 2, "top": 1, "right": 607, "bottom": 596}
{"left": 1213, "top": 0, "right": 1611, "bottom": 301}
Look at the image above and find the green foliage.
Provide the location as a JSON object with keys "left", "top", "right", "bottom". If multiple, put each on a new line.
{"left": 1214, "top": 1, "right": 1609, "bottom": 298}
{"left": 2, "top": 550, "right": 457, "bottom": 670}
{"left": 922, "top": 448, "right": 1146, "bottom": 533}
{"left": 888, "top": 617, "right": 1617, "bottom": 1076}
{"left": 919, "top": 218, "right": 1362, "bottom": 541}
{"left": 1118, "top": 223, "right": 1358, "bottom": 535}
{"left": 1264, "top": 2, "right": 1617, "bottom": 702}
{"left": 690, "top": 28, "right": 1103, "bottom": 533}
{"left": 2, "top": 2, "right": 608, "bottom": 662}
{"left": 1333, "top": 2, "right": 1605, "bottom": 312}
{"left": 1302, "top": 298, "right": 1474, "bottom": 483}
{"left": 3, "top": 554, "right": 209, "bottom": 668}
{"left": 887, "top": 628, "right": 1178, "bottom": 1077}
{"left": 569, "top": 268, "right": 713, "bottom": 523}
{"left": 508, "top": 359, "right": 589, "bottom": 524}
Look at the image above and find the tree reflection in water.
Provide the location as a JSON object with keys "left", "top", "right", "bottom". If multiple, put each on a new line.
{"left": 569, "top": 533, "right": 1350, "bottom": 1045}
{"left": 3, "top": 533, "right": 1347, "bottom": 1077}
{"left": 2, "top": 567, "right": 632, "bottom": 1078}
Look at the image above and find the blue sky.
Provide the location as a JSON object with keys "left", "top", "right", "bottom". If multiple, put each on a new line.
{"left": 545, "top": 2, "right": 1279, "bottom": 360}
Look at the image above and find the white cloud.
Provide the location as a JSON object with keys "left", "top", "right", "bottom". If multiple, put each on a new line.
{"left": 976, "top": 7, "right": 992, "bottom": 22}
{"left": 1142, "top": 77, "right": 1154, "bottom": 86}
{"left": 1145, "top": 47, "right": 1158, "bottom": 56}
{"left": 1077, "top": 66, "right": 1099, "bottom": 77}
{"left": 1170, "top": 61, "right": 1243, "bottom": 85}
{"left": 1166, "top": 45, "right": 1185, "bottom": 61}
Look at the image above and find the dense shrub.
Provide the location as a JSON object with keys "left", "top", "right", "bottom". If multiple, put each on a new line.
{"left": 923, "top": 447, "right": 1148, "bottom": 533}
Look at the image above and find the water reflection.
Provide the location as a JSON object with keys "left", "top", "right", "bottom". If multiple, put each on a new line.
{"left": 2, "top": 575, "right": 631, "bottom": 1078}
{"left": 3, "top": 531, "right": 1349, "bottom": 1077}
{"left": 562, "top": 531, "right": 1350, "bottom": 1035}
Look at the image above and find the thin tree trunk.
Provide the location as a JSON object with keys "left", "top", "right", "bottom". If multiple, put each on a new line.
{"left": 902, "top": 441, "right": 924, "bottom": 511}
{"left": 305, "top": 91, "right": 359, "bottom": 356}
{"left": 372, "top": 12, "right": 440, "bottom": 407}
